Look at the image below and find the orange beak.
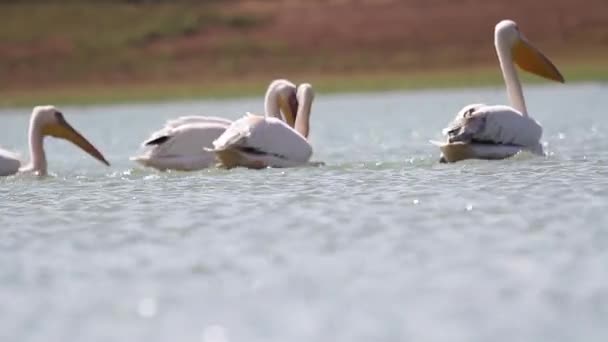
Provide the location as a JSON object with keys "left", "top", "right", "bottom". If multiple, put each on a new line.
{"left": 42, "top": 117, "right": 110, "bottom": 166}
{"left": 512, "top": 37, "right": 565, "bottom": 83}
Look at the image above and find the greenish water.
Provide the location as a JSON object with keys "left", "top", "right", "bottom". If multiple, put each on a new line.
{"left": 1, "top": 83, "right": 608, "bottom": 341}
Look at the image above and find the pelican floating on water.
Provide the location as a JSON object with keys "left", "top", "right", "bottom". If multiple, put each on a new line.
{"left": 131, "top": 79, "right": 300, "bottom": 171}
{"left": 432, "top": 19, "right": 565, "bottom": 163}
{"left": 209, "top": 83, "right": 315, "bottom": 169}
{"left": 0, "top": 106, "right": 110, "bottom": 177}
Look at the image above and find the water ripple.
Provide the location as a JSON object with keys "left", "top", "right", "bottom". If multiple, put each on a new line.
{"left": 1, "top": 84, "right": 608, "bottom": 341}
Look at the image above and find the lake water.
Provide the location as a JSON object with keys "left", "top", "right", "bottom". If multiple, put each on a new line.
{"left": 1, "top": 83, "right": 608, "bottom": 342}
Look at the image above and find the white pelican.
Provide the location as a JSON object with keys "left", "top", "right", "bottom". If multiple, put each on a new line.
{"left": 432, "top": 19, "right": 565, "bottom": 163}
{"left": 130, "top": 79, "right": 300, "bottom": 171}
{"left": 209, "top": 83, "right": 314, "bottom": 169}
{"left": 0, "top": 106, "right": 110, "bottom": 177}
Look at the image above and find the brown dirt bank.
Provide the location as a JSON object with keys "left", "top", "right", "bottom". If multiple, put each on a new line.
{"left": 0, "top": 0, "right": 607, "bottom": 91}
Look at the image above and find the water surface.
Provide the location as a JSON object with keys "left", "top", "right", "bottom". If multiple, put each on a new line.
{"left": 2, "top": 83, "right": 608, "bottom": 342}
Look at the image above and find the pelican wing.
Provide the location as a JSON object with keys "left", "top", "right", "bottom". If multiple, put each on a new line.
{"left": 444, "top": 105, "right": 542, "bottom": 148}
{"left": 163, "top": 116, "right": 232, "bottom": 130}
{"left": 132, "top": 119, "right": 230, "bottom": 171}
{"left": 211, "top": 114, "right": 256, "bottom": 151}
{"left": 212, "top": 115, "right": 312, "bottom": 168}
{"left": 0, "top": 147, "right": 21, "bottom": 176}
{"left": 143, "top": 116, "right": 232, "bottom": 146}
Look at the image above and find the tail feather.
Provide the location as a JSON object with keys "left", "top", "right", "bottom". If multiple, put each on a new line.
{"left": 144, "top": 135, "right": 171, "bottom": 146}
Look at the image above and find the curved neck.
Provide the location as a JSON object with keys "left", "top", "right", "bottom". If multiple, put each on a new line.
{"left": 295, "top": 86, "right": 314, "bottom": 138}
{"left": 496, "top": 40, "right": 528, "bottom": 116}
{"left": 26, "top": 119, "right": 47, "bottom": 175}
{"left": 264, "top": 80, "right": 296, "bottom": 120}
{"left": 264, "top": 85, "right": 283, "bottom": 119}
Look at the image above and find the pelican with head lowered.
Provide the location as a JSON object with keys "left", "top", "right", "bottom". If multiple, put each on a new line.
{"left": 0, "top": 106, "right": 110, "bottom": 177}
{"left": 432, "top": 19, "right": 565, "bottom": 163}
{"left": 130, "top": 79, "right": 300, "bottom": 171}
{"left": 209, "top": 82, "right": 315, "bottom": 169}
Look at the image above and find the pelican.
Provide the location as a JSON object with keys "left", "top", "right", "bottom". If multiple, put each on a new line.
{"left": 130, "top": 79, "right": 300, "bottom": 171}
{"left": 432, "top": 19, "right": 565, "bottom": 163}
{"left": 0, "top": 106, "right": 110, "bottom": 177}
{"left": 209, "top": 83, "right": 314, "bottom": 169}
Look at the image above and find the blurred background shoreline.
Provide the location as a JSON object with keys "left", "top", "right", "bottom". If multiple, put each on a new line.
{"left": 1, "top": 0, "right": 607, "bottom": 107}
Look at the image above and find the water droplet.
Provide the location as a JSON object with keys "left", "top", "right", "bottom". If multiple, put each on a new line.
{"left": 202, "top": 324, "right": 229, "bottom": 342}
{"left": 413, "top": 199, "right": 419, "bottom": 205}
{"left": 558, "top": 133, "right": 566, "bottom": 140}
{"left": 466, "top": 204, "right": 473, "bottom": 211}
{"left": 137, "top": 297, "right": 157, "bottom": 318}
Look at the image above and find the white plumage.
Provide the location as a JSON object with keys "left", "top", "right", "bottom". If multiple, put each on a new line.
{"left": 447, "top": 104, "right": 543, "bottom": 147}
{"left": 210, "top": 83, "right": 315, "bottom": 169}
{"left": 131, "top": 117, "right": 230, "bottom": 171}
{"left": 131, "top": 79, "right": 300, "bottom": 171}
{"left": 160, "top": 116, "right": 232, "bottom": 130}
{"left": 435, "top": 20, "right": 564, "bottom": 163}
{"left": 0, "top": 147, "right": 22, "bottom": 177}
{"left": 1, "top": 106, "right": 109, "bottom": 177}
{"left": 211, "top": 114, "right": 312, "bottom": 169}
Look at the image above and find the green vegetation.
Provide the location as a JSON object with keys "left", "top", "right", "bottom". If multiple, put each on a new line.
{"left": 0, "top": 3, "right": 266, "bottom": 44}
{"left": 2, "top": 62, "right": 607, "bottom": 108}
{"left": 0, "top": 2, "right": 607, "bottom": 108}
{"left": 0, "top": 3, "right": 271, "bottom": 83}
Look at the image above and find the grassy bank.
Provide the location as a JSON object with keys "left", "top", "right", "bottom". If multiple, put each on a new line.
{"left": 1, "top": 62, "right": 607, "bottom": 108}
{"left": 0, "top": 3, "right": 270, "bottom": 82}
{"left": 1, "top": 1, "right": 607, "bottom": 108}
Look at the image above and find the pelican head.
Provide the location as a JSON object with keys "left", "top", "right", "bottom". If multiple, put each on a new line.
{"left": 32, "top": 105, "right": 110, "bottom": 166}
{"left": 297, "top": 83, "right": 315, "bottom": 102}
{"left": 495, "top": 20, "right": 564, "bottom": 83}
{"left": 272, "top": 80, "right": 299, "bottom": 127}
